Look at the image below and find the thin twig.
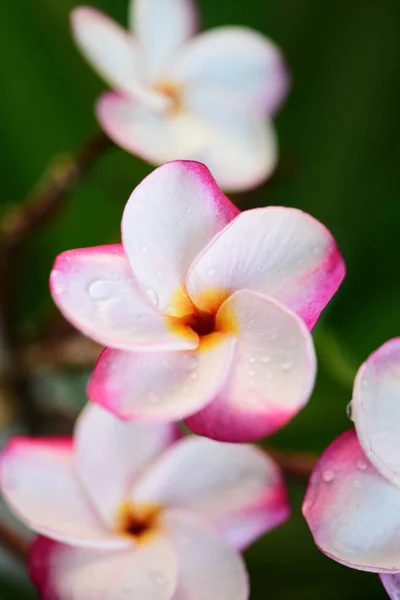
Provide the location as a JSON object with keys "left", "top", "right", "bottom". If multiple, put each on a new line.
{"left": 0, "top": 520, "right": 30, "bottom": 562}
{"left": 0, "top": 132, "right": 112, "bottom": 433}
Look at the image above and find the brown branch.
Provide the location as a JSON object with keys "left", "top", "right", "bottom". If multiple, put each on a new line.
{"left": 266, "top": 446, "right": 317, "bottom": 479}
{"left": 0, "top": 520, "right": 30, "bottom": 562}
{"left": 0, "top": 132, "right": 113, "bottom": 433}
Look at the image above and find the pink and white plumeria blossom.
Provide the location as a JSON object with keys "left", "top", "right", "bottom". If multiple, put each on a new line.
{"left": 303, "top": 337, "right": 400, "bottom": 599}
{"left": 71, "top": 0, "right": 290, "bottom": 191}
{"left": 50, "top": 161, "right": 345, "bottom": 442}
{"left": 0, "top": 404, "right": 290, "bottom": 599}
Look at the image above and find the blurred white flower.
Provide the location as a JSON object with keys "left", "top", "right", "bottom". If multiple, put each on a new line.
{"left": 71, "top": 0, "right": 290, "bottom": 191}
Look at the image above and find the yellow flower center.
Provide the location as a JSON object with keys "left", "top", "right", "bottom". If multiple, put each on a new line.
{"left": 115, "top": 501, "right": 161, "bottom": 545}
{"left": 154, "top": 81, "right": 182, "bottom": 114}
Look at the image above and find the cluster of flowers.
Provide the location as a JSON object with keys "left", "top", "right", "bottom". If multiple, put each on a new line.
{"left": 0, "top": 0, "right": 397, "bottom": 598}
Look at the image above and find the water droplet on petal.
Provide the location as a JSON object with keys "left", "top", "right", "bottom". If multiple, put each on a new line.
{"left": 346, "top": 401, "right": 353, "bottom": 421}
{"left": 88, "top": 280, "right": 113, "bottom": 300}
{"left": 266, "top": 372, "right": 274, "bottom": 381}
{"left": 208, "top": 268, "right": 216, "bottom": 277}
{"left": 356, "top": 459, "right": 368, "bottom": 471}
{"left": 182, "top": 354, "right": 198, "bottom": 371}
{"left": 247, "top": 369, "right": 256, "bottom": 377}
{"left": 150, "top": 571, "right": 168, "bottom": 587}
{"left": 141, "top": 246, "right": 149, "bottom": 255}
{"left": 260, "top": 355, "right": 272, "bottom": 364}
{"left": 281, "top": 360, "right": 293, "bottom": 372}
{"left": 146, "top": 288, "right": 159, "bottom": 306}
{"left": 322, "top": 469, "right": 335, "bottom": 482}
{"left": 248, "top": 356, "right": 256, "bottom": 364}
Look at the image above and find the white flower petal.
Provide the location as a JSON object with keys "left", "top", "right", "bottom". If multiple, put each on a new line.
{"left": 169, "top": 27, "right": 290, "bottom": 114}
{"left": 0, "top": 438, "right": 125, "bottom": 549}
{"left": 30, "top": 535, "right": 178, "bottom": 600}
{"left": 352, "top": 338, "right": 400, "bottom": 488}
{"left": 121, "top": 160, "right": 239, "bottom": 314}
{"left": 163, "top": 510, "right": 249, "bottom": 600}
{"left": 74, "top": 404, "right": 178, "bottom": 528}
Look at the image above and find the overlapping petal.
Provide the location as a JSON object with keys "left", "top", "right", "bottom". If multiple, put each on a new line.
{"left": 88, "top": 338, "right": 235, "bottom": 421}
{"left": 381, "top": 574, "right": 400, "bottom": 600}
{"left": 0, "top": 438, "right": 125, "bottom": 549}
{"left": 30, "top": 535, "right": 178, "bottom": 600}
{"left": 186, "top": 290, "right": 316, "bottom": 442}
{"left": 121, "top": 161, "right": 239, "bottom": 313}
{"left": 129, "top": 0, "right": 198, "bottom": 79}
{"left": 71, "top": 7, "right": 167, "bottom": 110}
{"left": 74, "top": 404, "right": 178, "bottom": 527}
{"left": 352, "top": 338, "right": 400, "bottom": 488}
{"left": 162, "top": 510, "right": 249, "bottom": 600}
{"left": 183, "top": 87, "right": 277, "bottom": 191}
{"left": 169, "top": 27, "right": 289, "bottom": 114}
{"left": 303, "top": 430, "right": 400, "bottom": 572}
{"left": 132, "top": 436, "right": 289, "bottom": 549}
{"left": 187, "top": 206, "right": 345, "bottom": 329}
{"left": 50, "top": 244, "right": 197, "bottom": 350}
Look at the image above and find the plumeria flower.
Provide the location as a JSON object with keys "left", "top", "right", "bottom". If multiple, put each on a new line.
{"left": 303, "top": 337, "right": 400, "bottom": 600}
{"left": 71, "top": 0, "right": 290, "bottom": 191}
{"left": 0, "top": 403, "right": 290, "bottom": 599}
{"left": 50, "top": 161, "right": 345, "bottom": 442}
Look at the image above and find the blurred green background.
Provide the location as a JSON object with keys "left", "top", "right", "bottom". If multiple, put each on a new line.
{"left": 1, "top": 0, "right": 400, "bottom": 597}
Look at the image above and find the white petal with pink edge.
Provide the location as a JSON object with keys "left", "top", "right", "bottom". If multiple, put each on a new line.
{"left": 186, "top": 290, "right": 316, "bottom": 442}
{"left": 50, "top": 244, "right": 198, "bottom": 351}
{"left": 88, "top": 337, "right": 235, "bottom": 421}
{"left": 121, "top": 161, "right": 239, "bottom": 314}
{"left": 187, "top": 206, "right": 345, "bottom": 330}
{"left": 30, "top": 535, "right": 178, "bottom": 600}
{"left": 162, "top": 509, "right": 249, "bottom": 600}
{"left": 169, "top": 27, "right": 290, "bottom": 114}
{"left": 303, "top": 429, "right": 400, "bottom": 573}
{"left": 352, "top": 338, "right": 400, "bottom": 488}
{"left": 131, "top": 435, "right": 289, "bottom": 549}
{"left": 381, "top": 574, "right": 400, "bottom": 599}
{"left": 74, "top": 404, "right": 178, "bottom": 528}
{"left": 0, "top": 438, "right": 126, "bottom": 549}
{"left": 182, "top": 87, "right": 277, "bottom": 192}
{"left": 129, "top": 0, "right": 198, "bottom": 80}
{"left": 71, "top": 7, "right": 167, "bottom": 111}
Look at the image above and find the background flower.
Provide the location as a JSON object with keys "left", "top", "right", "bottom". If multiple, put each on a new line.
{"left": 50, "top": 160, "right": 345, "bottom": 442}
{"left": 303, "top": 338, "right": 400, "bottom": 599}
{"left": 0, "top": 403, "right": 289, "bottom": 599}
{"left": 71, "top": 0, "right": 289, "bottom": 191}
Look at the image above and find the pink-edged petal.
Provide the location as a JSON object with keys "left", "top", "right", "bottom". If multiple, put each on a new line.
{"left": 381, "top": 574, "right": 400, "bottom": 599}
{"left": 74, "top": 403, "right": 179, "bottom": 528}
{"left": 71, "top": 7, "right": 167, "bottom": 110}
{"left": 30, "top": 535, "right": 178, "bottom": 600}
{"left": 132, "top": 435, "right": 289, "bottom": 549}
{"left": 0, "top": 438, "right": 126, "bottom": 549}
{"left": 186, "top": 290, "right": 316, "bottom": 442}
{"left": 187, "top": 207, "right": 345, "bottom": 330}
{"left": 303, "top": 429, "right": 400, "bottom": 573}
{"left": 169, "top": 27, "right": 290, "bottom": 114}
{"left": 352, "top": 338, "right": 400, "bottom": 488}
{"left": 162, "top": 509, "right": 249, "bottom": 600}
{"left": 121, "top": 160, "right": 239, "bottom": 314}
{"left": 183, "top": 87, "right": 277, "bottom": 191}
{"left": 129, "top": 0, "right": 198, "bottom": 80}
{"left": 50, "top": 244, "right": 198, "bottom": 351}
{"left": 88, "top": 337, "right": 235, "bottom": 421}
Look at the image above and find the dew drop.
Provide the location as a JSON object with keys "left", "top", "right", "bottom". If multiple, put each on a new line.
{"left": 281, "top": 360, "right": 293, "bottom": 372}
{"left": 146, "top": 288, "right": 159, "bottom": 306}
{"left": 266, "top": 372, "right": 274, "bottom": 381}
{"left": 208, "top": 268, "right": 216, "bottom": 277}
{"left": 248, "top": 356, "right": 256, "bottom": 364}
{"left": 312, "top": 245, "right": 321, "bottom": 255}
{"left": 150, "top": 571, "right": 168, "bottom": 587}
{"left": 356, "top": 459, "right": 368, "bottom": 471}
{"left": 322, "top": 469, "right": 335, "bottom": 482}
{"left": 141, "top": 246, "right": 149, "bottom": 255}
{"left": 53, "top": 281, "right": 67, "bottom": 295}
{"left": 156, "top": 270, "right": 163, "bottom": 279}
{"left": 182, "top": 354, "right": 198, "bottom": 371}
{"left": 346, "top": 401, "right": 353, "bottom": 421}
{"left": 247, "top": 369, "right": 256, "bottom": 377}
{"left": 190, "top": 371, "right": 199, "bottom": 380}
{"left": 260, "top": 355, "right": 272, "bottom": 365}
{"left": 88, "top": 280, "right": 113, "bottom": 300}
